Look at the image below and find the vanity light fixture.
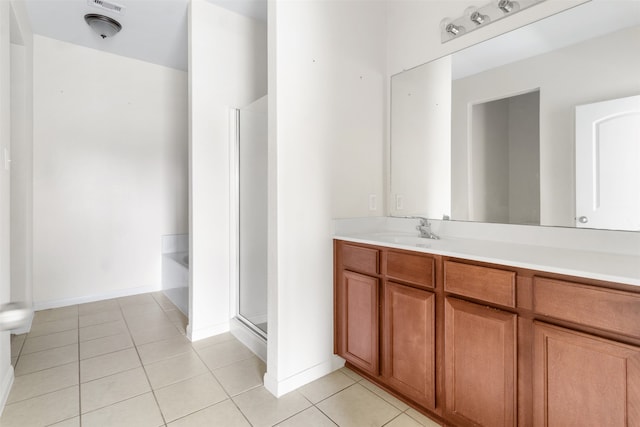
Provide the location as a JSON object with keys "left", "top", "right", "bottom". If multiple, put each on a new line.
{"left": 441, "top": 0, "right": 545, "bottom": 43}
{"left": 84, "top": 13, "right": 122, "bottom": 39}
{"left": 498, "top": 0, "right": 515, "bottom": 13}
{"left": 470, "top": 11, "right": 488, "bottom": 25}
{"left": 446, "top": 23, "right": 464, "bottom": 36}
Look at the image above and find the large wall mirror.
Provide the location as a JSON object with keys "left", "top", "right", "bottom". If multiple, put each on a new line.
{"left": 390, "top": 0, "right": 640, "bottom": 231}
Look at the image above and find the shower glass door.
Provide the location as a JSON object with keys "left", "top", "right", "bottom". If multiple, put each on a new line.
{"left": 237, "top": 96, "right": 268, "bottom": 337}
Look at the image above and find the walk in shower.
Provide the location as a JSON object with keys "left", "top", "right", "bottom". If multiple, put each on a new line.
{"left": 235, "top": 96, "right": 268, "bottom": 338}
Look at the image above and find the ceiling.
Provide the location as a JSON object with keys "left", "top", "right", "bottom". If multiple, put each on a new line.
{"left": 24, "top": 0, "right": 267, "bottom": 71}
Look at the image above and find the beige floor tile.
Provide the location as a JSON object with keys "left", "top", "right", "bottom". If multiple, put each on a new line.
{"left": 339, "top": 366, "right": 364, "bottom": 382}
{"left": 155, "top": 373, "right": 228, "bottom": 422}
{"left": 8, "top": 362, "right": 79, "bottom": 404}
{"left": 79, "top": 319, "right": 128, "bottom": 342}
{"left": 49, "top": 416, "right": 80, "bottom": 426}
{"left": 360, "top": 379, "right": 410, "bottom": 411}
{"left": 28, "top": 317, "right": 77, "bottom": 338}
{"left": 145, "top": 350, "right": 208, "bottom": 389}
{"left": 80, "top": 347, "right": 141, "bottom": 382}
{"left": 196, "top": 338, "right": 255, "bottom": 370}
{"left": 10, "top": 334, "right": 26, "bottom": 357}
{"left": 0, "top": 385, "right": 79, "bottom": 427}
{"left": 78, "top": 298, "right": 120, "bottom": 315}
{"left": 165, "top": 309, "right": 188, "bottom": 333}
{"left": 80, "top": 367, "right": 151, "bottom": 413}
{"left": 79, "top": 309, "right": 123, "bottom": 327}
{"left": 32, "top": 306, "right": 78, "bottom": 324}
{"left": 21, "top": 329, "right": 78, "bottom": 355}
{"left": 125, "top": 311, "right": 175, "bottom": 331}
{"left": 152, "top": 292, "right": 179, "bottom": 311}
{"left": 191, "top": 332, "right": 235, "bottom": 350}
{"left": 298, "top": 370, "right": 355, "bottom": 404}
{"left": 137, "top": 335, "right": 193, "bottom": 365}
{"left": 81, "top": 392, "right": 164, "bottom": 427}
{"left": 317, "top": 383, "right": 401, "bottom": 427}
{"left": 276, "top": 406, "right": 337, "bottom": 427}
{"left": 14, "top": 344, "right": 78, "bottom": 376}
{"left": 129, "top": 323, "right": 182, "bottom": 346}
{"left": 213, "top": 356, "right": 266, "bottom": 396}
{"left": 232, "top": 386, "right": 311, "bottom": 427}
{"left": 118, "top": 293, "right": 157, "bottom": 307}
{"left": 405, "top": 408, "right": 442, "bottom": 427}
{"left": 168, "top": 399, "right": 251, "bottom": 427}
{"left": 386, "top": 413, "right": 426, "bottom": 427}
{"left": 121, "top": 302, "right": 166, "bottom": 319}
{"left": 79, "top": 331, "right": 134, "bottom": 360}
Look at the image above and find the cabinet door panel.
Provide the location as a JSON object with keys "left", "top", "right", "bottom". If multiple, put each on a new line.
{"left": 337, "top": 270, "right": 379, "bottom": 375}
{"left": 533, "top": 322, "right": 640, "bottom": 427}
{"left": 383, "top": 282, "right": 435, "bottom": 408}
{"left": 445, "top": 297, "right": 517, "bottom": 427}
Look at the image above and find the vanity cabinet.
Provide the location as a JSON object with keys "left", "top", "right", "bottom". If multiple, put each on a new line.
{"left": 333, "top": 239, "right": 640, "bottom": 427}
{"left": 444, "top": 298, "right": 517, "bottom": 427}
{"left": 532, "top": 322, "right": 640, "bottom": 427}
{"left": 334, "top": 241, "right": 438, "bottom": 406}
{"left": 531, "top": 277, "right": 640, "bottom": 427}
{"left": 334, "top": 243, "right": 381, "bottom": 375}
{"left": 444, "top": 261, "right": 518, "bottom": 427}
{"left": 383, "top": 281, "right": 436, "bottom": 408}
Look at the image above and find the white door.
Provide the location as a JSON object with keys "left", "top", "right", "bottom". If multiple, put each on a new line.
{"left": 575, "top": 95, "right": 640, "bottom": 231}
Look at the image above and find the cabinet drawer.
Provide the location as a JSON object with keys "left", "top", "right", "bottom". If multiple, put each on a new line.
{"left": 386, "top": 251, "right": 435, "bottom": 289}
{"left": 533, "top": 277, "right": 640, "bottom": 338}
{"left": 342, "top": 243, "right": 379, "bottom": 275}
{"left": 444, "top": 261, "right": 516, "bottom": 308}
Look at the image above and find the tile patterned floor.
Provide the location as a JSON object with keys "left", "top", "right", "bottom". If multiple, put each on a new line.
{"left": 2, "top": 292, "right": 442, "bottom": 427}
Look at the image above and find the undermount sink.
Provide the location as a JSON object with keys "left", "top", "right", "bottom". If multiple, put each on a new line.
{"left": 364, "top": 233, "right": 444, "bottom": 249}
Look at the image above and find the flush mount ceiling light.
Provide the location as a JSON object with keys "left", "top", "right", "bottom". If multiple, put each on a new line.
{"left": 84, "top": 13, "right": 122, "bottom": 39}
{"left": 441, "top": 0, "right": 544, "bottom": 43}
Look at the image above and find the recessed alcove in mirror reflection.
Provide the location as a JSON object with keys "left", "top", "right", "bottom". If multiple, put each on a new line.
{"left": 390, "top": 0, "right": 640, "bottom": 231}
{"left": 468, "top": 90, "right": 540, "bottom": 225}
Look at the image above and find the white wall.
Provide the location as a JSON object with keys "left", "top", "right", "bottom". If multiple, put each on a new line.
{"left": 266, "top": 0, "right": 387, "bottom": 396}
{"left": 390, "top": 56, "right": 451, "bottom": 219}
{"left": 32, "top": 35, "right": 188, "bottom": 308}
{"left": 188, "top": 0, "right": 267, "bottom": 341}
{"left": 1, "top": 0, "right": 33, "bottom": 415}
{"left": 0, "top": 0, "right": 13, "bottom": 415}
{"left": 10, "top": 30, "right": 34, "bottom": 310}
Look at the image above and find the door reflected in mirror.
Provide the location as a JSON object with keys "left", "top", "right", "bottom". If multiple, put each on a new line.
{"left": 390, "top": 1, "right": 640, "bottom": 231}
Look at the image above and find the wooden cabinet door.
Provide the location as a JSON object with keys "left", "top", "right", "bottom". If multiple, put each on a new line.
{"left": 336, "top": 270, "right": 379, "bottom": 375}
{"left": 533, "top": 322, "right": 640, "bottom": 427}
{"left": 445, "top": 298, "right": 517, "bottom": 427}
{"left": 383, "top": 282, "right": 436, "bottom": 408}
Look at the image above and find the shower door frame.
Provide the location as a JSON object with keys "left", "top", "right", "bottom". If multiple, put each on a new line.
{"left": 232, "top": 107, "right": 268, "bottom": 341}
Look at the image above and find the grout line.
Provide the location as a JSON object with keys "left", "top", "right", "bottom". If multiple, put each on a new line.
{"left": 121, "top": 299, "right": 169, "bottom": 426}
{"left": 77, "top": 309, "right": 82, "bottom": 426}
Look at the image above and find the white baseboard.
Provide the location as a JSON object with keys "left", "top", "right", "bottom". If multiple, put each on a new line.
{"left": 0, "top": 364, "right": 15, "bottom": 417}
{"left": 10, "top": 311, "right": 33, "bottom": 335}
{"left": 33, "top": 284, "right": 162, "bottom": 311}
{"left": 230, "top": 317, "right": 267, "bottom": 362}
{"left": 186, "top": 321, "right": 230, "bottom": 342}
{"left": 264, "top": 355, "right": 345, "bottom": 397}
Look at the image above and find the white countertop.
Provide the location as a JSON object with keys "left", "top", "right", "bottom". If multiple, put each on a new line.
{"left": 334, "top": 232, "right": 640, "bottom": 287}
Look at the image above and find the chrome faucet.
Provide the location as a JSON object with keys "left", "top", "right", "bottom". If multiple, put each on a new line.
{"left": 415, "top": 217, "right": 440, "bottom": 240}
